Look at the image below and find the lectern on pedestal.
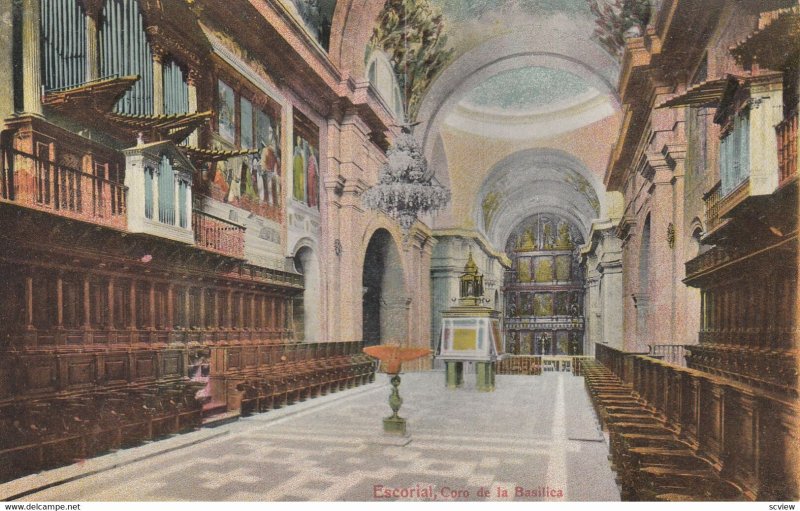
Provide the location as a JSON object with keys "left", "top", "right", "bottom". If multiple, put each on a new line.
{"left": 435, "top": 252, "right": 505, "bottom": 391}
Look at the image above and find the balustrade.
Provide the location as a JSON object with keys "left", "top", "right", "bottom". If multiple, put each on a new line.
{"left": 777, "top": 110, "right": 798, "bottom": 186}
{"left": 0, "top": 148, "right": 127, "bottom": 229}
{"left": 647, "top": 344, "right": 688, "bottom": 367}
{"left": 703, "top": 181, "right": 721, "bottom": 233}
{"left": 192, "top": 209, "right": 245, "bottom": 258}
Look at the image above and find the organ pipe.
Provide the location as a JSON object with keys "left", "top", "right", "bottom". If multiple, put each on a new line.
{"left": 40, "top": 0, "right": 86, "bottom": 91}
{"left": 100, "top": 0, "right": 153, "bottom": 115}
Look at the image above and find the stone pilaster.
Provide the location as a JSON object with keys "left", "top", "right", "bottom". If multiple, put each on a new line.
{"left": 22, "top": 0, "right": 42, "bottom": 116}
{"left": 0, "top": 0, "right": 15, "bottom": 119}
{"left": 646, "top": 151, "right": 676, "bottom": 346}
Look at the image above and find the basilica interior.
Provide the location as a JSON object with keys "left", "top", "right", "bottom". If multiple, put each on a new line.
{"left": 0, "top": 0, "right": 798, "bottom": 503}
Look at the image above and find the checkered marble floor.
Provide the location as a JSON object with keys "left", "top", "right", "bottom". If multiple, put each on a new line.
{"left": 24, "top": 372, "right": 620, "bottom": 502}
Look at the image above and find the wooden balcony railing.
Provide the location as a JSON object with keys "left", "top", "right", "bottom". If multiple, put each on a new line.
{"left": 592, "top": 344, "right": 800, "bottom": 500}
{"left": 777, "top": 110, "right": 798, "bottom": 186}
{"left": 703, "top": 180, "right": 721, "bottom": 232}
{"left": 718, "top": 177, "right": 750, "bottom": 219}
{"left": 647, "top": 344, "right": 687, "bottom": 367}
{"left": 192, "top": 209, "right": 245, "bottom": 259}
{"left": 0, "top": 147, "right": 127, "bottom": 229}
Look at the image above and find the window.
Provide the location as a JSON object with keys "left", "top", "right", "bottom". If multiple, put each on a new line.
{"left": 366, "top": 51, "right": 404, "bottom": 120}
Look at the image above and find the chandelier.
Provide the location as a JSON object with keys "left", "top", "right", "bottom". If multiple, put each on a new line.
{"left": 362, "top": 126, "right": 451, "bottom": 231}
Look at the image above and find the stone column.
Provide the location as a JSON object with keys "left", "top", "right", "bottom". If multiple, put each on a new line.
{"left": 647, "top": 152, "right": 677, "bottom": 346}
{"left": 664, "top": 145, "right": 690, "bottom": 344}
{"left": 21, "top": 0, "right": 42, "bottom": 116}
{"left": 446, "top": 361, "right": 463, "bottom": 388}
{"left": 187, "top": 69, "right": 199, "bottom": 146}
{"left": 0, "top": 0, "right": 15, "bottom": 119}
{"left": 326, "top": 111, "right": 372, "bottom": 343}
{"left": 601, "top": 261, "right": 624, "bottom": 350}
{"left": 85, "top": 13, "right": 99, "bottom": 81}
{"left": 475, "top": 362, "right": 495, "bottom": 392}
{"left": 152, "top": 49, "right": 165, "bottom": 116}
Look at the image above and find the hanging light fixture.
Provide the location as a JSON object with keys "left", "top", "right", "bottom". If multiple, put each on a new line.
{"left": 362, "top": 125, "right": 450, "bottom": 231}
{"left": 361, "top": 2, "right": 451, "bottom": 231}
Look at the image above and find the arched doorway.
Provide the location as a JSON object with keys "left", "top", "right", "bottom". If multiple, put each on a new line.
{"left": 293, "top": 246, "right": 320, "bottom": 342}
{"left": 362, "top": 229, "right": 407, "bottom": 347}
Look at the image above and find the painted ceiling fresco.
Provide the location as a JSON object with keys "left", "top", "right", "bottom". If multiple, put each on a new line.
{"left": 435, "top": 0, "right": 591, "bottom": 21}
{"left": 461, "top": 66, "right": 595, "bottom": 113}
{"left": 430, "top": 0, "right": 595, "bottom": 60}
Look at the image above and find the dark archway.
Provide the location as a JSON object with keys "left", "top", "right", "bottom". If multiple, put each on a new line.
{"left": 293, "top": 245, "right": 320, "bottom": 342}
{"left": 362, "top": 229, "right": 407, "bottom": 347}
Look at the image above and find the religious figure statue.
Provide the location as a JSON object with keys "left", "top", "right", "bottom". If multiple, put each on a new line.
{"left": 542, "top": 223, "right": 553, "bottom": 249}
{"left": 293, "top": 136, "right": 306, "bottom": 202}
{"left": 569, "top": 333, "right": 581, "bottom": 355}
{"left": 519, "top": 228, "right": 536, "bottom": 250}
{"left": 518, "top": 257, "right": 531, "bottom": 282}
{"left": 507, "top": 302, "right": 517, "bottom": 317}
{"left": 538, "top": 333, "right": 551, "bottom": 355}
{"left": 557, "top": 222, "right": 573, "bottom": 249}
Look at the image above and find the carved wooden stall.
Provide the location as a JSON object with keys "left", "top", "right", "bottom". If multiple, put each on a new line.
{"left": 0, "top": 0, "right": 379, "bottom": 484}
{"left": 592, "top": 344, "right": 799, "bottom": 501}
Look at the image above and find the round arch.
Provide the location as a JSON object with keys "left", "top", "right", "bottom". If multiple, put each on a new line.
{"left": 361, "top": 227, "right": 409, "bottom": 346}
{"left": 475, "top": 148, "right": 606, "bottom": 248}
{"left": 416, "top": 27, "right": 621, "bottom": 168}
{"left": 328, "top": 0, "right": 387, "bottom": 78}
{"left": 291, "top": 237, "right": 321, "bottom": 342}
